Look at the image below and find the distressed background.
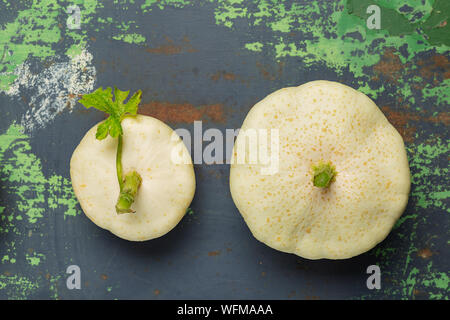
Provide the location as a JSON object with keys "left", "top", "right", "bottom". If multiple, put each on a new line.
{"left": 0, "top": 0, "right": 448, "bottom": 299}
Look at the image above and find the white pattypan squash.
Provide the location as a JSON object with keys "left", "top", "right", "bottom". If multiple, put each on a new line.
{"left": 230, "top": 81, "right": 411, "bottom": 259}
{"left": 71, "top": 115, "right": 195, "bottom": 241}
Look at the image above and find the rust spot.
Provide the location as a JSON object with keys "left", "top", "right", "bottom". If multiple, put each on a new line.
{"left": 381, "top": 106, "right": 449, "bottom": 142}
{"left": 256, "top": 61, "right": 284, "bottom": 81}
{"left": 426, "top": 112, "right": 450, "bottom": 126}
{"left": 208, "top": 250, "right": 221, "bottom": 256}
{"left": 140, "top": 101, "right": 225, "bottom": 123}
{"left": 145, "top": 36, "right": 196, "bottom": 55}
{"left": 381, "top": 106, "right": 419, "bottom": 143}
{"left": 100, "top": 274, "right": 108, "bottom": 280}
{"left": 417, "top": 248, "right": 434, "bottom": 259}
{"left": 413, "top": 289, "right": 422, "bottom": 296}
{"left": 373, "top": 49, "right": 406, "bottom": 83}
{"left": 154, "top": 289, "right": 160, "bottom": 296}
{"left": 417, "top": 54, "right": 450, "bottom": 80}
{"left": 211, "top": 71, "right": 237, "bottom": 81}
{"left": 288, "top": 291, "right": 296, "bottom": 298}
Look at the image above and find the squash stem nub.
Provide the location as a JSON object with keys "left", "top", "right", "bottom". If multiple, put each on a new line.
{"left": 312, "top": 161, "right": 336, "bottom": 188}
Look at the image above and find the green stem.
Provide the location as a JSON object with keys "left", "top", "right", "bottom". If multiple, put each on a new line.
{"left": 116, "top": 135, "right": 123, "bottom": 190}
{"left": 312, "top": 161, "right": 336, "bottom": 188}
{"left": 115, "top": 134, "right": 142, "bottom": 214}
{"left": 116, "top": 171, "right": 142, "bottom": 214}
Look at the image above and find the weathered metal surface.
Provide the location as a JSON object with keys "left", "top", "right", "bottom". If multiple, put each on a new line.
{"left": 0, "top": 0, "right": 448, "bottom": 299}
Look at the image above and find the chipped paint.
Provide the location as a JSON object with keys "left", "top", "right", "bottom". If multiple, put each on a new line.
{"left": 140, "top": 101, "right": 225, "bottom": 123}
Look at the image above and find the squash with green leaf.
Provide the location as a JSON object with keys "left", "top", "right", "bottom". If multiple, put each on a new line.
{"left": 70, "top": 87, "right": 195, "bottom": 241}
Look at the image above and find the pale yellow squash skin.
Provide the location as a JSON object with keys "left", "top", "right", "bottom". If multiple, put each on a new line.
{"left": 230, "top": 81, "right": 411, "bottom": 259}
{"left": 70, "top": 115, "right": 195, "bottom": 241}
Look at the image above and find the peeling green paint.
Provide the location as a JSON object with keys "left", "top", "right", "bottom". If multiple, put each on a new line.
{"left": 422, "top": 79, "right": 450, "bottom": 106}
{"left": 141, "top": 0, "right": 193, "bottom": 12}
{"left": 207, "top": 0, "right": 448, "bottom": 104}
{"left": 25, "top": 252, "right": 45, "bottom": 266}
{"left": 0, "top": 124, "right": 80, "bottom": 223}
{"left": 0, "top": 274, "right": 39, "bottom": 299}
{"left": 408, "top": 137, "right": 449, "bottom": 212}
{"left": 0, "top": 0, "right": 102, "bottom": 90}
{"left": 245, "top": 42, "right": 264, "bottom": 52}
{"left": 0, "top": 123, "right": 81, "bottom": 289}
{"left": 112, "top": 33, "right": 146, "bottom": 44}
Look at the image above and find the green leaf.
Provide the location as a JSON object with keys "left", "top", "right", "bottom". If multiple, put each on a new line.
{"left": 114, "top": 87, "right": 130, "bottom": 105}
{"left": 78, "top": 86, "right": 142, "bottom": 140}
{"left": 124, "top": 90, "right": 142, "bottom": 114}
{"left": 79, "top": 87, "right": 113, "bottom": 113}
{"left": 95, "top": 121, "right": 110, "bottom": 140}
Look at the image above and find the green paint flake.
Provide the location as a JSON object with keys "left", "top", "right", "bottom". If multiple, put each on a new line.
{"left": 112, "top": 33, "right": 146, "bottom": 44}
{"left": 141, "top": 0, "right": 193, "bottom": 12}
{"left": 401, "top": 264, "right": 450, "bottom": 299}
{"left": 0, "top": 124, "right": 80, "bottom": 271}
{"left": 201, "top": 0, "right": 448, "bottom": 105}
{"left": 0, "top": 0, "right": 102, "bottom": 90}
{"left": 0, "top": 274, "right": 39, "bottom": 299}
{"left": 214, "top": 0, "right": 248, "bottom": 29}
{"left": 245, "top": 42, "right": 264, "bottom": 52}
{"left": 0, "top": 124, "right": 78, "bottom": 298}
{"left": 357, "top": 82, "right": 385, "bottom": 100}
{"left": 408, "top": 137, "right": 449, "bottom": 212}
{"left": 26, "top": 252, "right": 45, "bottom": 266}
{"left": 422, "top": 272, "right": 449, "bottom": 299}
{"left": 47, "top": 175, "right": 80, "bottom": 219}
{"left": 422, "top": 79, "right": 450, "bottom": 106}
{"left": 0, "top": 0, "right": 59, "bottom": 90}
{"left": 0, "top": 124, "right": 81, "bottom": 223}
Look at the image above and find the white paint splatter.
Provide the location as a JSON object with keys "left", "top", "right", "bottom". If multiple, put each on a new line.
{"left": 2, "top": 48, "right": 96, "bottom": 132}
